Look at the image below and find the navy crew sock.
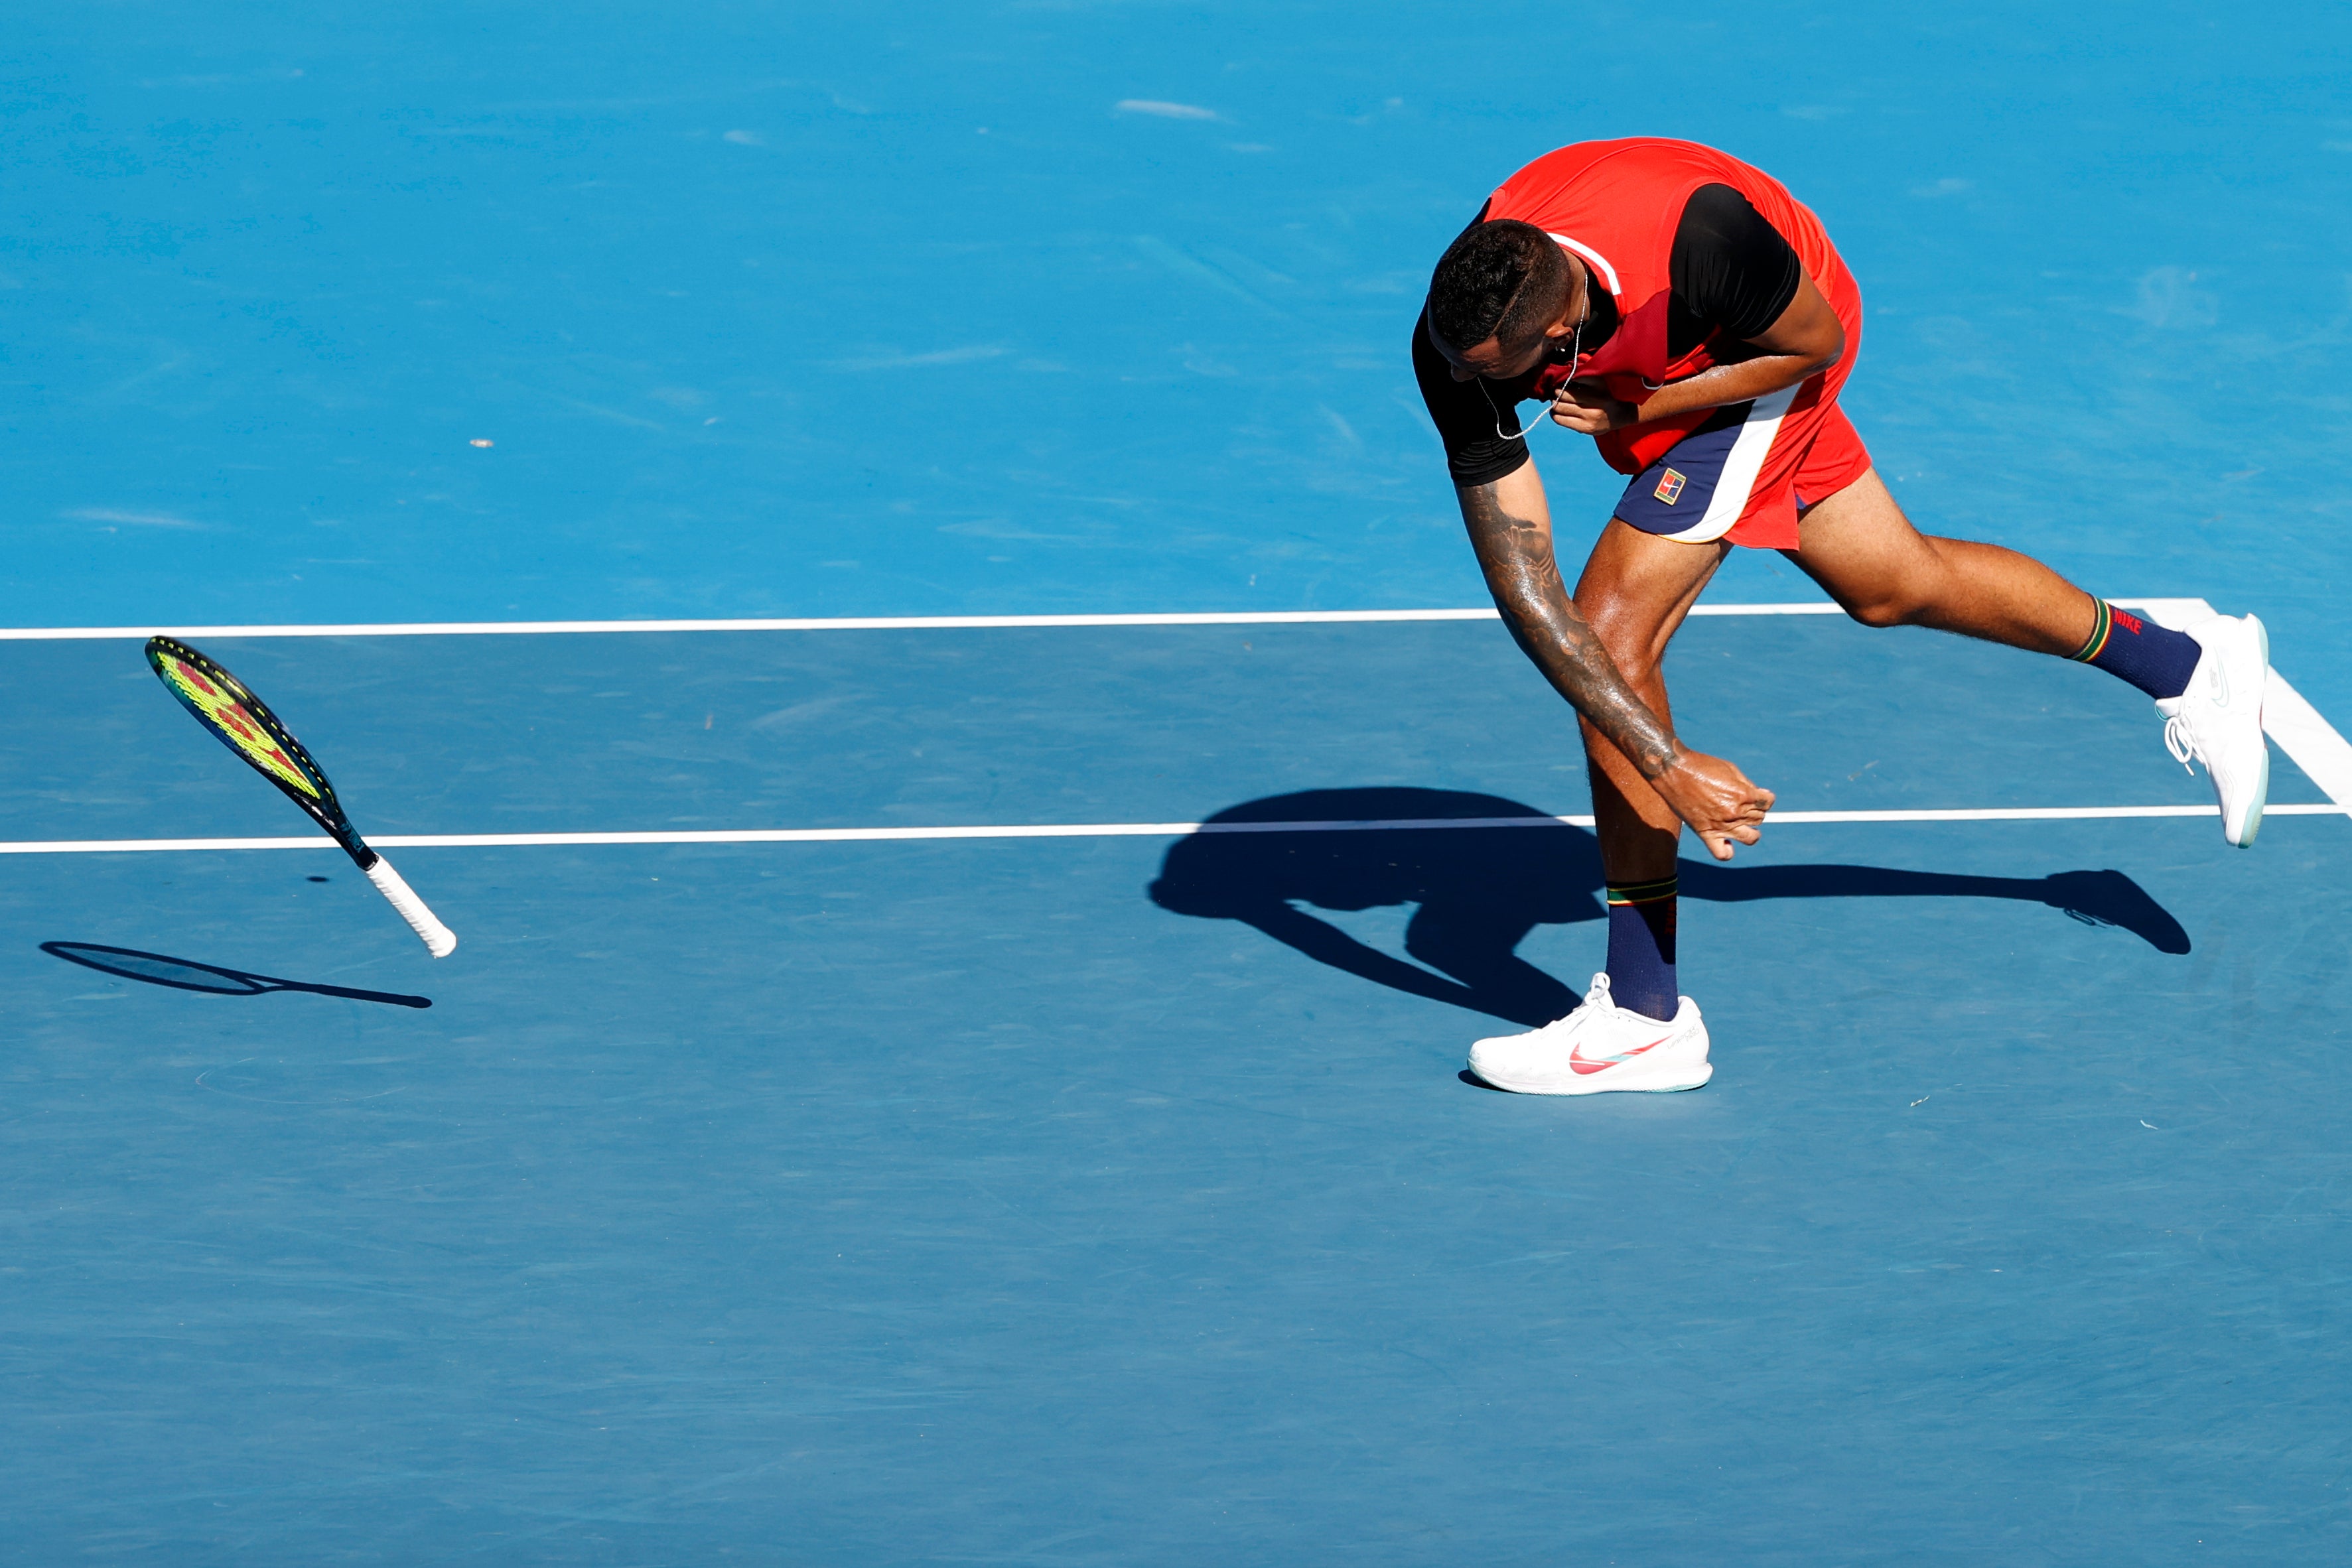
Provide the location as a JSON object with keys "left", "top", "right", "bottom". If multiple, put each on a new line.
{"left": 2073, "top": 599, "right": 2201, "bottom": 701}
{"left": 1604, "top": 876, "right": 1679, "bottom": 1022}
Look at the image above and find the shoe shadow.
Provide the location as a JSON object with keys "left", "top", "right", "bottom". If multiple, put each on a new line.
{"left": 42, "top": 943, "right": 433, "bottom": 1009}
{"left": 1147, "top": 788, "right": 2190, "bottom": 1027}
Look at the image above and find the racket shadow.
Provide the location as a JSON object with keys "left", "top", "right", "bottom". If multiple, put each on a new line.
{"left": 40, "top": 942, "right": 433, "bottom": 1009}
{"left": 1148, "top": 787, "right": 2190, "bottom": 1027}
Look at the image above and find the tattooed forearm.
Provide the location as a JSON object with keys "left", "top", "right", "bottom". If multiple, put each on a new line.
{"left": 1458, "top": 483, "right": 1682, "bottom": 779}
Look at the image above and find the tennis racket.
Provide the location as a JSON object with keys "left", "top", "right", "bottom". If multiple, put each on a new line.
{"left": 145, "top": 635, "right": 458, "bottom": 958}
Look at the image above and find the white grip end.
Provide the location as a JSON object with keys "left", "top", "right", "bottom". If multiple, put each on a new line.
{"left": 364, "top": 854, "right": 458, "bottom": 958}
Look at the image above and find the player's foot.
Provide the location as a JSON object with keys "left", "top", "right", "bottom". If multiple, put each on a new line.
{"left": 1466, "top": 973, "right": 1712, "bottom": 1095}
{"left": 2154, "top": 614, "right": 2270, "bottom": 848}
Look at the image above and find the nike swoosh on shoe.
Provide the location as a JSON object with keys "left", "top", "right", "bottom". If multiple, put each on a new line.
{"left": 1568, "top": 1035, "right": 1675, "bottom": 1075}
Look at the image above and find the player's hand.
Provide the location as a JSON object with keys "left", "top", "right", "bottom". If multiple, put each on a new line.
{"left": 1549, "top": 379, "right": 1637, "bottom": 434}
{"left": 1649, "top": 750, "right": 1774, "bottom": 861}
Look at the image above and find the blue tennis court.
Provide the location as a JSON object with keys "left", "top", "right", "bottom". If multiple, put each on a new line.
{"left": 8, "top": 5, "right": 2351, "bottom": 1563}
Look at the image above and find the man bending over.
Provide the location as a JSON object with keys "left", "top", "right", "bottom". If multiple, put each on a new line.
{"left": 1413, "top": 138, "right": 2269, "bottom": 1095}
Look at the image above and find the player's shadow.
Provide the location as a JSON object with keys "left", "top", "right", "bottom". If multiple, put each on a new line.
{"left": 1147, "top": 788, "right": 2190, "bottom": 1027}
{"left": 41, "top": 943, "right": 432, "bottom": 1009}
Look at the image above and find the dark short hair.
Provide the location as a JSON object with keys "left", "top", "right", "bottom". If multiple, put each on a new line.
{"left": 1427, "top": 220, "right": 1568, "bottom": 354}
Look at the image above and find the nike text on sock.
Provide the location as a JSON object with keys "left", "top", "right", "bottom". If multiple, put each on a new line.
{"left": 2071, "top": 598, "right": 2202, "bottom": 702}
{"left": 1604, "top": 876, "right": 1679, "bottom": 1023}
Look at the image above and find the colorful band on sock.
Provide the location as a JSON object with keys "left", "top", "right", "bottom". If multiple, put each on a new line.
{"left": 2069, "top": 597, "right": 2114, "bottom": 664}
{"left": 2069, "top": 597, "right": 2203, "bottom": 701}
{"left": 1605, "top": 875, "right": 1680, "bottom": 907}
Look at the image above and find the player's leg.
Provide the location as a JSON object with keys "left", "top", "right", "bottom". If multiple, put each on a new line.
{"left": 1569, "top": 518, "right": 1728, "bottom": 885}
{"left": 1783, "top": 467, "right": 2100, "bottom": 653}
{"left": 1464, "top": 517, "right": 1725, "bottom": 1095}
{"left": 1787, "top": 463, "right": 2270, "bottom": 845}
{"left": 1570, "top": 520, "right": 1725, "bottom": 1019}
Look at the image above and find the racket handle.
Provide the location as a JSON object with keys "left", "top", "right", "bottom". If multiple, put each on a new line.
{"left": 364, "top": 854, "right": 458, "bottom": 958}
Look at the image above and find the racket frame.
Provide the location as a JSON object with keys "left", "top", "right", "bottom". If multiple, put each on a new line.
{"left": 144, "top": 635, "right": 457, "bottom": 957}
{"left": 145, "top": 635, "right": 377, "bottom": 869}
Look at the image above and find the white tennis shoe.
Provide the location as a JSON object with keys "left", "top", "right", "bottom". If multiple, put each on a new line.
{"left": 2154, "top": 614, "right": 2270, "bottom": 849}
{"left": 1466, "top": 973, "right": 1712, "bottom": 1096}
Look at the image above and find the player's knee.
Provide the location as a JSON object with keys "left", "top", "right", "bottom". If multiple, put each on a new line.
{"left": 1576, "top": 600, "right": 1671, "bottom": 676}
{"left": 1599, "top": 634, "right": 1668, "bottom": 685}
{"left": 1842, "top": 595, "right": 1919, "bottom": 630}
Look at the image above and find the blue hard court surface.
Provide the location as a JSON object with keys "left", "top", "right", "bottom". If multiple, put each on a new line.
{"left": 5, "top": 5, "right": 2352, "bottom": 1564}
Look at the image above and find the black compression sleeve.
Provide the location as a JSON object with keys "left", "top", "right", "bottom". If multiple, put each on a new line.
{"left": 1668, "top": 184, "right": 1805, "bottom": 347}
{"left": 1411, "top": 306, "right": 1531, "bottom": 488}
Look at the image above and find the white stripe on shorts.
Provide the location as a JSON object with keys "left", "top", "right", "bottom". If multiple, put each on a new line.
{"left": 1661, "top": 383, "right": 1801, "bottom": 544}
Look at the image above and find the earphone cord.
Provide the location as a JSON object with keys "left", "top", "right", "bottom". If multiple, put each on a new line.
{"left": 1482, "top": 312, "right": 1582, "bottom": 442}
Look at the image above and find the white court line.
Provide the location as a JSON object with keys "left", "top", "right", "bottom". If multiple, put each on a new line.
{"left": 0, "top": 803, "right": 2342, "bottom": 856}
{"left": 0, "top": 603, "right": 1852, "bottom": 639}
{"left": 2254, "top": 673, "right": 2352, "bottom": 811}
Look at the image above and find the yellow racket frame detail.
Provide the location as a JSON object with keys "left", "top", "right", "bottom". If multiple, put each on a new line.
{"left": 154, "top": 652, "right": 323, "bottom": 801}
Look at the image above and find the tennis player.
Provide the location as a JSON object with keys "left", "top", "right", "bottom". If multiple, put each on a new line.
{"left": 1415, "top": 137, "right": 2270, "bottom": 1095}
